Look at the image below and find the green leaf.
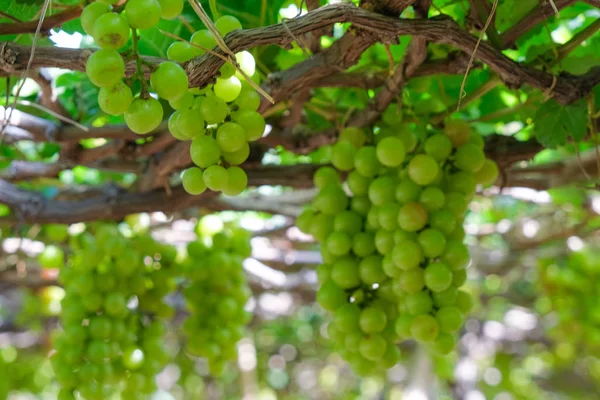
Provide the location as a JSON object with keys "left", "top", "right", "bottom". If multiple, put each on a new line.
{"left": 534, "top": 99, "right": 587, "bottom": 148}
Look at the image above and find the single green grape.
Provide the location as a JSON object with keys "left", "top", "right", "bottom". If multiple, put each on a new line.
{"left": 93, "top": 13, "right": 129, "bottom": 49}
{"left": 222, "top": 167, "right": 248, "bottom": 196}
{"left": 125, "top": 0, "right": 161, "bottom": 29}
{"left": 313, "top": 166, "right": 340, "bottom": 188}
{"left": 190, "top": 30, "right": 217, "bottom": 54}
{"left": 98, "top": 81, "right": 132, "bottom": 116}
{"left": 331, "top": 141, "right": 356, "bottom": 171}
{"left": 182, "top": 167, "right": 207, "bottom": 195}
{"left": 222, "top": 142, "right": 250, "bottom": 165}
{"left": 125, "top": 97, "right": 163, "bottom": 135}
{"left": 235, "top": 51, "right": 256, "bottom": 77}
{"left": 410, "top": 314, "right": 439, "bottom": 342}
{"left": 408, "top": 154, "right": 439, "bottom": 185}
{"left": 474, "top": 159, "right": 499, "bottom": 185}
{"left": 339, "top": 126, "right": 366, "bottom": 149}
{"left": 454, "top": 144, "right": 485, "bottom": 172}
{"left": 424, "top": 262, "right": 453, "bottom": 292}
{"left": 354, "top": 146, "right": 381, "bottom": 178}
{"left": 215, "top": 15, "right": 243, "bottom": 36}
{"left": 333, "top": 210, "right": 363, "bottom": 235}
{"left": 217, "top": 122, "right": 247, "bottom": 152}
{"left": 424, "top": 134, "right": 453, "bottom": 162}
{"left": 214, "top": 76, "right": 242, "bottom": 102}
{"left": 157, "top": 0, "right": 183, "bottom": 20}
{"left": 233, "top": 110, "right": 265, "bottom": 141}
{"left": 436, "top": 306, "right": 464, "bottom": 333}
{"left": 398, "top": 202, "right": 428, "bottom": 232}
{"left": 376, "top": 136, "right": 405, "bottom": 167}
{"left": 331, "top": 256, "right": 360, "bottom": 289}
{"left": 203, "top": 165, "right": 228, "bottom": 191}
{"left": 169, "top": 92, "right": 194, "bottom": 111}
{"left": 418, "top": 228, "right": 447, "bottom": 258}
{"left": 391, "top": 240, "right": 422, "bottom": 270}
{"left": 178, "top": 109, "right": 206, "bottom": 139}
{"left": 190, "top": 135, "right": 221, "bottom": 168}
{"left": 200, "top": 95, "right": 228, "bottom": 124}
{"left": 81, "top": 2, "right": 110, "bottom": 36}
{"left": 167, "top": 42, "right": 198, "bottom": 63}
{"left": 444, "top": 120, "right": 471, "bottom": 147}
{"left": 150, "top": 62, "right": 189, "bottom": 101}
{"left": 359, "top": 335, "right": 387, "bottom": 361}
{"left": 86, "top": 49, "right": 125, "bottom": 88}
{"left": 235, "top": 89, "right": 261, "bottom": 111}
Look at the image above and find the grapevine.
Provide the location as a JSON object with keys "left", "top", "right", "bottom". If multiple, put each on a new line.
{"left": 298, "top": 115, "right": 498, "bottom": 375}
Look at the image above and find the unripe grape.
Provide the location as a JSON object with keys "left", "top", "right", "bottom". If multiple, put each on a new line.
{"left": 93, "top": 13, "right": 129, "bottom": 49}
{"left": 334, "top": 304, "right": 360, "bottom": 332}
{"left": 347, "top": 171, "right": 371, "bottom": 196}
{"left": 331, "top": 257, "right": 360, "bottom": 289}
{"left": 314, "top": 166, "right": 340, "bottom": 188}
{"left": 454, "top": 144, "right": 485, "bottom": 172}
{"left": 359, "top": 335, "right": 387, "bottom": 361}
{"left": 408, "top": 154, "right": 439, "bottom": 185}
{"left": 169, "top": 92, "right": 194, "bottom": 111}
{"left": 125, "top": 97, "right": 163, "bottom": 135}
{"left": 203, "top": 165, "right": 228, "bottom": 191}
{"left": 235, "top": 89, "right": 261, "bottom": 111}
{"left": 432, "top": 333, "right": 456, "bottom": 354}
{"left": 418, "top": 228, "right": 447, "bottom": 258}
{"left": 406, "top": 291, "right": 433, "bottom": 315}
{"left": 436, "top": 306, "right": 463, "bottom": 332}
{"left": 354, "top": 146, "right": 381, "bottom": 177}
{"left": 167, "top": 41, "right": 197, "bottom": 62}
{"left": 200, "top": 95, "right": 228, "bottom": 124}
{"left": 425, "top": 134, "right": 452, "bottom": 161}
{"left": 474, "top": 159, "right": 499, "bottom": 185}
{"left": 235, "top": 51, "right": 256, "bottom": 77}
{"left": 215, "top": 15, "right": 243, "bottom": 36}
{"left": 190, "top": 136, "right": 221, "bottom": 168}
{"left": 358, "top": 255, "right": 385, "bottom": 285}
{"left": 331, "top": 141, "right": 356, "bottom": 171}
{"left": 339, "top": 127, "right": 366, "bottom": 149}
{"left": 392, "top": 240, "right": 423, "bottom": 270}
{"left": 233, "top": 110, "right": 265, "bottom": 141}
{"left": 410, "top": 314, "right": 439, "bottom": 342}
{"left": 190, "top": 30, "right": 217, "bottom": 54}
{"left": 222, "top": 167, "right": 248, "bottom": 196}
{"left": 157, "top": 0, "right": 184, "bottom": 20}
{"left": 178, "top": 109, "right": 206, "bottom": 139}
{"left": 98, "top": 81, "right": 133, "bottom": 115}
{"left": 182, "top": 167, "right": 207, "bottom": 195}
{"left": 151, "top": 62, "right": 189, "bottom": 101}
{"left": 81, "top": 2, "right": 110, "bottom": 36}
{"left": 313, "top": 185, "right": 348, "bottom": 215}
{"left": 444, "top": 120, "right": 471, "bottom": 147}
{"left": 214, "top": 76, "right": 242, "bottom": 102}
{"left": 86, "top": 49, "right": 125, "bottom": 87}
{"left": 39, "top": 245, "right": 65, "bottom": 269}
{"left": 217, "top": 122, "right": 246, "bottom": 152}
{"left": 317, "top": 280, "right": 347, "bottom": 311}
{"left": 424, "top": 262, "right": 453, "bottom": 292}
{"left": 376, "top": 136, "right": 405, "bottom": 167}
{"left": 125, "top": 0, "right": 162, "bottom": 29}
{"left": 395, "top": 179, "right": 422, "bottom": 204}
{"left": 398, "top": 202, "right": 428, "bottom": 232}
{"left": 419, "top": 187, "right": 445, "bottom": 211}
{"left": 223, "top": 143, "right": 250, "bottom": 165}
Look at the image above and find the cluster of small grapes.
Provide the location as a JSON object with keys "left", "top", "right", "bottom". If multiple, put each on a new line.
{"left": 81, "top": 1, "right": 264, "bottom": 197}
{"left": 180, "top": 226, "right": 253, "bottom": 376}
{"left": 51, "top": 226, "right": 176, "bottom": 400}
{"left": 297, "top": 118, "right": 498, "bottom": 375}
{"left": 169, "top": 35, "right": 265, "bottom": 197}
{"left": 82, "top": 0, "right": 186, "bottom": 133}
{"left": 537, "top": 248, "right": 600, "bottom": 359}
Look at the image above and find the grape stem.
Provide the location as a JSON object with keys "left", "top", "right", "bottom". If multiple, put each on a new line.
{"left": 131, "top": 28, "right": 149, "bottom": 99}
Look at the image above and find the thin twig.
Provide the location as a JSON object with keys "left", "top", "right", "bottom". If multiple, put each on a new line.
{"left": 16, "top": 100, "right": 89, "bottom": 132}
{"left": 457, "top": 0, "right": 499, "bottom": 111}
{"left": 0, "top": 11, "right": 22, "bottom": 23}
{"left": 0, "top": 0, "right": 52, "bottom": 145}
{"left": 547, "top": 0, "right": 560, "bottom": 17}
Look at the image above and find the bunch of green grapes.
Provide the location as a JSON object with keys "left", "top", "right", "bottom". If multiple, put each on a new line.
{"left": 51, "top": 225, "right": 176, "bottom": 400}
{"left": 82, "top": 0, "right": 185, "bottom": 132}
{"left": 297, "top": 117, "right": 498, "bottom": 375}
{"left": 168, "top": 28, "right": 265, "bottom": 197}
{"left": 181, "top": 225, "right": 252, "bottom": 376}
{"left": 536, "top": 248, "right": 600, "bottom": 361}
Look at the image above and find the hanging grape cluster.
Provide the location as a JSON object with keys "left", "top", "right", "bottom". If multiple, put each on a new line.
{"left": 297, "top": 116, "right": 498, "bottom": 375}
{"left": 82, "top": 0, "right": 265, "bottom": 197}
{"left": 537, "top": 248, "right": 600, "bottom": 360}
{"left": 50, "top": 226, "right": 176, "bottom": 400}
{"left": 181, "top": 225, "right": 253, "bottom": 376}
